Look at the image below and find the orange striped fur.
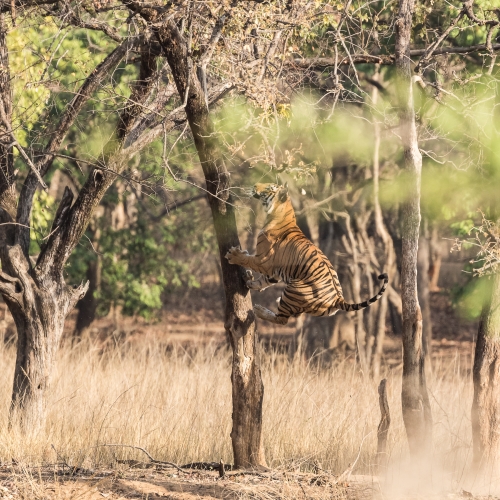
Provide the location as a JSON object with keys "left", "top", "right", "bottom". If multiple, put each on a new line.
{"left": 226, "top": 183, "right": 388, "bottom": 325}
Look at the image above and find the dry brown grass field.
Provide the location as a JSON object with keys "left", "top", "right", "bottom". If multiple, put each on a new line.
{"left": 0, "top": 293, "right": 498, "bottom": 500}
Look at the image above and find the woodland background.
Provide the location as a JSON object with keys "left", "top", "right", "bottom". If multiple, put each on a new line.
{"left": 0, "top": 0, "right": 499, "bottom": 498}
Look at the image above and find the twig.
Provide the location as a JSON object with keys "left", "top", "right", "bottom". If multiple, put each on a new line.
{"left": 333, "top": 432, "right": 370, "bottom": 485}
{"left": 0, "top": 98, "right": 48, "bottom": 191}
{"left": 99, "top": 444, "right": 188, "bottom": 474}
{"left": 415, "top": 8, "right": 466, "bottom": 73}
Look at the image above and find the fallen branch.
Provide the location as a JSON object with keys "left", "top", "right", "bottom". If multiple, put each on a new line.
{"left": 100, "top": 444, "right": 188, "bottom": 474}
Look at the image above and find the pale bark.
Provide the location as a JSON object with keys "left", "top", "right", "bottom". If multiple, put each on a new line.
{"left": 472, "top": 273, "right": 500, "bottom": 466}
{"left": 376, "top": 379, "right": 391, "bottom": 469}
{"left": 417, "top": 233, "right": 432, "bottom": 358}
{"left": 395, "top": 0, "right": 432, "bottom": 459}
{"left": 429, "top": 226, "right": 442, "bottom": 292}
{"left": 370, "top": 69, "right": 394, "bottom": 379}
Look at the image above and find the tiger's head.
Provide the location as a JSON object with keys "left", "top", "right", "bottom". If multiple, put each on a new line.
{"left": 252, "top": 183, "right": 290, "bottom": 214}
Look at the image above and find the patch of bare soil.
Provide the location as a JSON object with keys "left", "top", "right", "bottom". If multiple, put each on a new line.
{"left": 0, "top": 464, "right": 375, "bottom": 500}
{"left": 1, "top": 465, "right": 498, "bottom": 500}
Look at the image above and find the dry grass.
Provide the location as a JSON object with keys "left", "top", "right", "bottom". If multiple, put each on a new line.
{"left": 0, "top": 335, "right": 494, "bottom": 498}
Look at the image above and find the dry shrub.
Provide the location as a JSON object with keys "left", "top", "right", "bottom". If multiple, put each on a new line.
{"left": 0, "top": 336, "right": 475, "bottom": 488}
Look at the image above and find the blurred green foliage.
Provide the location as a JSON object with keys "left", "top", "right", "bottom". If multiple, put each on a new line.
{"left": 9, "top": 0, "right": 500, "bottom": 323}
{"left": 8, "top": 12, "right": 212, "bottom": 321}
{"left": 66, "top": 204, "right": 211, "bottom": 320}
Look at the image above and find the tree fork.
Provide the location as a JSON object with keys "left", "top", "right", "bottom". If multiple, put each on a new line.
{"left": 0, "top": 24, "right": 161, "bottom": 429}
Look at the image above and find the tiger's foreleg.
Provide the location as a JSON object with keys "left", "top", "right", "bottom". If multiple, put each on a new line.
{"left": 225, "top": 246, "right": 261, "bottom": 269}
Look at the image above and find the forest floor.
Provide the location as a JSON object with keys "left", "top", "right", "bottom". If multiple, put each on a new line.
{"left": 0, "top": 464, "right": 378, "bottom": 500}
{"left": 0, "top": 464, "right": 491, "bottom": 500}
{"left": 0, "top": 288, "right": 485, "bottom": 500}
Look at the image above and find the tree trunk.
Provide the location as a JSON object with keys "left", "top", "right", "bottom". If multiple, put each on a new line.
{"left": 417, "top": 233, "right": 432, "bottom": 358}
{"left": 302, "top": 315, "right": 335, "bottom": 363}
{"left": 471, "top": 273, "right": 500, "bottom": 467}
{"left": 75, "top": 250, "right": 101, "bottom": 338}
{"left": 428, "top": 226, "right": 441, "bottom": 292}
{"left": 0, "top": 32, "right": 157, "bottom": 430}
{"left": 0, "top": 15, "right": 15, "bottom": 218}
{"left": 376, "top": 378, "right": 391, "bottom": 470}
{"left": 395, "top": 0, "right": 432, "bottom": 459}
{"left": 370, "top": 66, "right": 393, "bottom": 380}
{"left": 153, "top": 19, "right": 266, "bottom": 468}
{"left": 0, "top": 242, "right": 87, "bottom": 430}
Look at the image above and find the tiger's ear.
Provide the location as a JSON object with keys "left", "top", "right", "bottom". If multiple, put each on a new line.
{"left": 279, "top": 187, "right": 288, "bottom": 202}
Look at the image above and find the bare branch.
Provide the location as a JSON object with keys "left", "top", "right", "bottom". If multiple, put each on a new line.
{"left": 258, "top": 30, "right": 282, "bottom": 82}
{"left": 0, "top": 97, "right": 48, "bottom": 191}
{"left": 414, "top": 9, "right": 466, "bottom": 73}
{"left": 62, "top": 6, "right": 123, "bottom": 43}
{"left": 0, "top": 0, "right": 59, "bottom": 15}
{"left": 199, "top": 13, "right": 227, "bottom": 67}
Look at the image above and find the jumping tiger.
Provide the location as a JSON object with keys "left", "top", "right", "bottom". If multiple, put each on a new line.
{"left": 225, "top": 182, "right": 388, "bottom": 325}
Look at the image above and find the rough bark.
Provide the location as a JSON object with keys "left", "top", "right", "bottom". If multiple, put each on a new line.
{"left": 395, "top": 0, "right": 432, "bottom": 459}
{"left": 471, "top": 272, "right": 500, "bottom": 467}
{"left": 0, "top": 15, "right": 15, "bottom": 218}
{"left": 6, "top": 243, "right": 88, "bottom": 429}
{"left": 150, "top": 17, "right": 266, "bottom": 468}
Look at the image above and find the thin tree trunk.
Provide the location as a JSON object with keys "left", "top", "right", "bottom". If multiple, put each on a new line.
{"left": 341, "top": 225, "right": 368, "bottom": 372}
{"left": 472, "top": 273, "right": 500, "bottom": 467}
{"left": 152, "top": 19, "right": 266, "bottom": 468}
{"left": 417, "top": 232, "right": 432, "bottom": 358}
{"left": 428, "top": 226, "right": 441, "bottom": 292}
{"left": 376, "top": 378, "right": 391, "bottom": 470}
{"left": 75, "top": 248, "right": 101, "bottom": 337}
{"left": 395, "top": 0, "right": 432, "bottom": 459}
{"left": 370, "top": 65, "right": 393, "bottom": 380}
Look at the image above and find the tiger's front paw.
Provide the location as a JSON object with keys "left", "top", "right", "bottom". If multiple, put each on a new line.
{"left": 244, "top": 270, "right": 257, "bottom": 289}
{"left": 225, "top": 246, "right": 248, "bottom": 265}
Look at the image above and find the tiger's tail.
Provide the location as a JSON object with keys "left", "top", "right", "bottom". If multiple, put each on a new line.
{"left": 337, "top": 273, "right": 389, "bottom": 312}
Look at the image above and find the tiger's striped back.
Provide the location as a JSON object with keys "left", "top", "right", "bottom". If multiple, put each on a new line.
{"left": 251, "top": 183, "right": 389, "bottom": 320}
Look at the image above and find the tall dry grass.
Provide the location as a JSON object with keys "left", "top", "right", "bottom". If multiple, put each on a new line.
{"left": 0, "top": 335, "right": 484, "bottom": 491}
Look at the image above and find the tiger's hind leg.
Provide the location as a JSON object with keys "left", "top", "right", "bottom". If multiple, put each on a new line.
{"left": 254, "top": 304, "right": 289, "bottom": 325}
{"left": 254, "top": 285, "right": 304, "bottom": 325}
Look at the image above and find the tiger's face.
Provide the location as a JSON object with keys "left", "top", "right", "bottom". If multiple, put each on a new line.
{"left": 252, "top": 183, "right": 289, "bottom": 213}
